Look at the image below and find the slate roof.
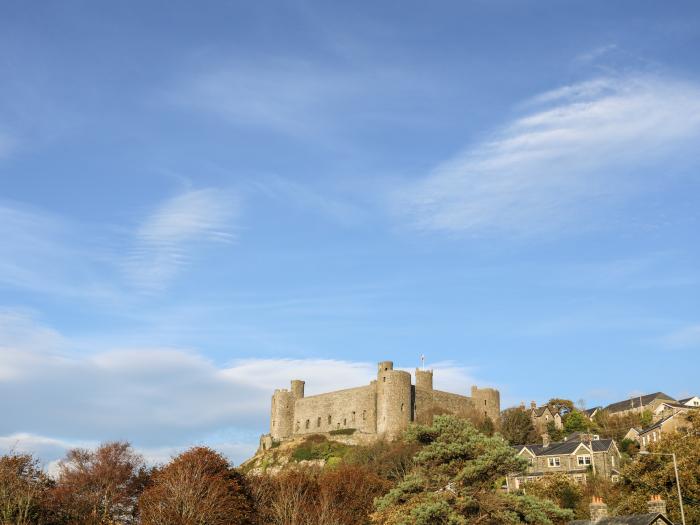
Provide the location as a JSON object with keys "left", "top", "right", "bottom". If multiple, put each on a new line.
{"left": 605, "top": 393, "right": 676, "bottom": 414}
{"left": 517, "top": 438, "right": 614, "bottom": 457}
{"left": 584, "top": 406, "right": 601, "bottom": 417}
{"left": 532, "top": 406, "right": 554, "bottom": 417}
{"left": 569, "top": 513, "right": 673, "bottom": 524}
{"left": 677, "top": 397, "right": 695, "bottom": 404}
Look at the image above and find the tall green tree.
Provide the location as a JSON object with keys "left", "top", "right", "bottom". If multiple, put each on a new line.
{"left": 500, "top": 408, "right": 538, "bottom": 445}
{"left": 562, "top": 411, "right": 589, "bottom": 434}
{"left": 372, "top": 415, "right": 573, "bottom": 525}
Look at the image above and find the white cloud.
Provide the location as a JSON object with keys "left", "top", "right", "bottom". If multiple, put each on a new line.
{"left": 124, "top": 189, "right": 239, "bottom": 290}
{"left": 396, "top": 74, "right": 700, "bottom": 235}
{"left": 661, "top": 324, "right": 700, "bottom": 349}
{"left": 0, "top": 311, "right": 482, "bottom": 465}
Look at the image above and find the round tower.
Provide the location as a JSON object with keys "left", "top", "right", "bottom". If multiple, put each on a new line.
{"left": 270, "top": 389, "right": 294, "bottom": 440}
{"left": 376, "top": 362, "right": 412, "bottom": 440}
{"left": 291, "top": 379, "right": 305, "bottom": 399}
{"left": 415, "top": 368, "right": 433, "bottom": 390}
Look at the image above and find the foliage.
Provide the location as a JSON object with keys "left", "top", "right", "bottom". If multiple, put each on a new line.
{"left": 344, "top": 440, "right": 419, "bottom": 482}
{"left": 330, "top": 428, "right": 357, "bottom": 436}
{"left": 639, "top": 409, "right": 653, "bottom": 428}
{"left": 546, "top": 400, "right": 574, "bottom": 416}
{"left": 618, "top": 438, "right": 639, "bottom": 459}
{"left": 291, "top": 435, "right": 349, "bottom": 462}
{"left": 562, "top": 411, "right": 589, "bottom": 434}
{"left": 500, "top": 407, "right": 538, "bottom": 445}
{"left": 613, "top": 412, "right": 700, "bottom": 525}
{"left": 52, "top": 441, "right": 148, "bottom": 525}
{"left": 139, "top": 446, "right": 255, "bottom": 525}
{"left": 249, "top": 464, "right": 390, "bottom": 525}
{"left": 0, "top": 452, "right": 53, "bottom": 525}
{"left": 523, "top": 474, "right": 583, "bottom": 515}
{"left": 546, "top": 421, "right": 565, "bottom": 443}
{"left": 371, "top": 415, "right": 573, "bottom": 525}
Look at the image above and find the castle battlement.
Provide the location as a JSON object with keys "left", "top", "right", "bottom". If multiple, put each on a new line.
{"left": 261, "top": 360, "right": 500, "bottom": 450}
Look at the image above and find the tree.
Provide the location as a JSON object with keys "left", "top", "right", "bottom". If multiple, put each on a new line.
{"left": 562, "top": 411, "right": 590, "bottom": 434}
{"left": 140, "top": 447, "right": 254, "bottom": 525}
{"left": 613, "top": 412, "right": 700, "bottom": 525}
{"left": 0, "top": 452, "right": 53, "bottom": 525}
{"left": 524, "top": 473, "right": 583, "bottom": 515}
{"left": 372, "top": 415, "right": 573, "bottom": 525}
{"left": 52, "top": 441, "right": 148, "bottom": 525}
{"left": 500, "top": 407, "right": 538, "bottom": 445}
{"left": 547, "top": 399, "right": 575, "bottom": 417}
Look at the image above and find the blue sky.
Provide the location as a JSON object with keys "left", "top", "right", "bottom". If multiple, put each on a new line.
{"left": 1, "top": 1, "right": 700, "bottom": 467}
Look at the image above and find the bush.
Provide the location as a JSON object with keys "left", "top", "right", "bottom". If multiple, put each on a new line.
{"left": 291, "top": 437, "right": 349, "bottom": 462}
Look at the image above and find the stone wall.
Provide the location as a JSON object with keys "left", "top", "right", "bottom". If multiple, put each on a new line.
{"left": 292, "top": 385, "right": 377, "bottom": 435}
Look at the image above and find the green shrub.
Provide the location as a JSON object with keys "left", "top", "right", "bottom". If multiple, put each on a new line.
{"left": 291, "top": 437, "right": 349, "bottom": 462}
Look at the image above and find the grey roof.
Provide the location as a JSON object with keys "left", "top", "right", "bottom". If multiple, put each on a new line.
{"left": 605, "top": 393, "right": 676, "bottom": 413}
{"left": 518, "top": 438, "right": 614, "bottom": 457}
{"left": 532, "top": 405, "right": 554, "bottom": 417}
{"left": 584, "top": 406, "right": 602, "bottom": 416}
{"left": 569, "top": 513, "right": 673, "bottom": 525}
{"left": 677, "top": 397, "right": 695, "bottom": 404}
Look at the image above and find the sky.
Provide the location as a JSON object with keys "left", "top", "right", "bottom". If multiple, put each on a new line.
{"left": 1, "top": 1, "right": 700, "bottom": 468}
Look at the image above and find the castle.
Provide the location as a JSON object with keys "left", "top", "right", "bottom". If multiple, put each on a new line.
{"left": 259, "top": 360, "right": 500, "bottom": 450}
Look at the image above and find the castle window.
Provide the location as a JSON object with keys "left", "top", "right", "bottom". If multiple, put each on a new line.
{"left": 484, "top": 400, "right": 487, "bottom": 406}
{"left": 295, "top": 421, "right": 300, "bottom": 432}
{"left": 343, "top": 418, "right": 347, "bottom": 426}
{"left": 383, "top": 377, "right": 386, "bottom": 382}
{"left": 362, "top": 410, "right": 366, "bottom": 421}
{"left": 352, "top": 411, "right": 356, "bottom": 422}
{"left": 317, "top": 417, "right": 321, "bottom": 428}
{"left": 400, "top": 403, "right": 404, "bottom": 412}
{"left": 305, "top": 419, "right": 310, "bottom": 429}
{"left": 328, "top": 415, "right": 332, "bottom": 425}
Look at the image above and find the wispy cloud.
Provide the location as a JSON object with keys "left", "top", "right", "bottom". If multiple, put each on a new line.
{"left": 661, "top": 324, "right": 700, "bottom": 349}
{"left": 395, "top": 74, "right": 700, "bottom": 235}
{"left": 124, "top": 189, "right": 239, "bottom": 291}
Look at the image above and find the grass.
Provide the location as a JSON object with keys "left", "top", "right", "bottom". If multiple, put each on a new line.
{"left": 292, "top": 435, "right": 350, "bottom": 462}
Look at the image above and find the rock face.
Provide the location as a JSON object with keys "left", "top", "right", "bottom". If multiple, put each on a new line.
{"left": 261, "top": 360, "right": 500, "bottom": 451}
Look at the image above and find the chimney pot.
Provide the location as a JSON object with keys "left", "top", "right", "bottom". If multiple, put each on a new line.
{"left": 647, "top": 495, "right": 667, "bottom": 517}
{"left": 589, "top": 497, "right": 608, "bottom": 522}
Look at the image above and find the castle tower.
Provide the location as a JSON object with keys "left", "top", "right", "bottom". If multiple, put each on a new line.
{"left": 270, "top": 388, "right": 294, "bottom": 440}
{"left": 291, "top": 379, "right": 305, "bottom": 399}
{"left": 376, "top": 361, "right": 412, "bottom": 439}
{"left": 471, "top": 386, "right": 501, "bottom": 422}
{"left": 415, "top": 368, "right": 433, "bottom": 390}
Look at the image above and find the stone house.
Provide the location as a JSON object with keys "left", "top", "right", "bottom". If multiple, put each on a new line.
{"left": 624, "top": 411, "right": 693, "bottom": 449}
{"left": 530, "top": 402, "right": 563, "bottom": 431}
{"left": 569, "top": 495, "right": 675, "bottom": 524}
{"left": 604, "top": 392, "right": 676, "bottom": 417}
{"left": 507, "top": 434, "right": 621, "bottom": 491}
{"left": 677, "top": 395, "right": 700, "bottom": 408}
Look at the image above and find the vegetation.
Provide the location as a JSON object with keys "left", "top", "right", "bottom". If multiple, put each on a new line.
{"left": 2, "top": 412, "right": 699, "bottom": 524}
{"left": 372, "top": 415, "right": 573, "bottom": 524}
{"left": 329, "top": 428, "right": 357, "bottom": 436}
{"left": 500, "top": 407, "right": 538, "bottom": 445}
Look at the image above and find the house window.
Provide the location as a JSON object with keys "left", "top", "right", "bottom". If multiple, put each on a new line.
{"left": 577, "top": 455, "right": 591, "bottom": 466}
{"left": 548, "top": 457, "right": 560, "bottom": 467}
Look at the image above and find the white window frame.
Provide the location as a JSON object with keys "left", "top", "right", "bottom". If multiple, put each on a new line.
{"left": 577, "top": 455, "right": 591, "bottom": 466}
{"left": 547, "top": 457, "right": 560, "bottom": 467}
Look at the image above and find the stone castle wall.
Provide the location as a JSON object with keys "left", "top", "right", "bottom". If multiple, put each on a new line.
{"left": 264, "top": 359, "right": 501, "bottom": 448}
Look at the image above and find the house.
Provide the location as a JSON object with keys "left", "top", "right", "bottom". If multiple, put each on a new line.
{"left": 584, "top": 406, "right": 602, "bottom": 419}
{"left": 530, "top": 401, "right": 563, "bottom": 431}
{"left": 604, "top": 392, "right": 676, "bottom": 417}
{"left": 569, "top": 495, "right": 674, "bottom": 524}
{"left": 507, "top": 434, "right": 621, "bottom": 491}
{"left": 652, "top": 401, "right": 696, "bottom": 422}
{"left": 677, "top": 396, "right": 700, "bottom": 408}
{"left": 625, "top": 411, "right": 692, "bottom": 449}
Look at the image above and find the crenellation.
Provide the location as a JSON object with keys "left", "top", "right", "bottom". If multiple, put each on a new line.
{"left": 260, "top": 359, "right": 501, "bottom": 450}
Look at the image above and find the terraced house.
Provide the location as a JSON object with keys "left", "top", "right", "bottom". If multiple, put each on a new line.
{"left": 507, "top": 434, "right": 621, "bottom": 491}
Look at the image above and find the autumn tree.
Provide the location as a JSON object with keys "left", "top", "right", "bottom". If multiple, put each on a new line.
{"left": 344, "top": 440, "right": 418, "bottom": 482}
{"left": 500, "top": 407, "right": 538, "bottom": 445}
{"left": 52, "top": 441, "right": 148, "bottom": 525}
{"left": 372, "top": 415, "right": 573, "bottom": 525}
{"left": 139, "top": 446, "right": 254, "bottom": 525}
{"left": 613, "top": 412, "right": 700, "bottom": 525}
{"left": 546, "top": 399, "right": 575, "bottom": 416}
{"left": 0, "top": 452, "right": 53, "bottom": 525}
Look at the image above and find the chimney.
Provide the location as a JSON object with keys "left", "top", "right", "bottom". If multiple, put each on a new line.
{"left": 531, "top": 400, "right": 537, "bottom": 409}
{"left": 589, "top": 496, "right": 608, "bottom": 522}
{"left": 542, "top": 433, "right": 550, "bottom": 448}
{"left": 647, "top": 495, "right": 667, "bottom": 517}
